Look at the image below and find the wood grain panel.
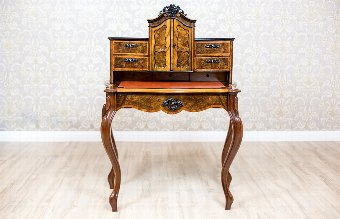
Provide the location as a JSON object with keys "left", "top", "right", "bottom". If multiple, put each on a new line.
{"left": 113, "top": 41, "right": 148, "bottom": 55}
{"left": 116, "top": 93, "right": 227, "bottom": 113}
{"left": 150, "top": 20, "right": 171, "bottom": 71}
{"left": 195, "top": 41, "right": 231, "bottom": 57}
{"left": 113, "top": 56, "right": 148, "bottom": 71}
{"left": 194, "top": 57, "right": 231, "bottom": 71}
{"left": 172, "top": 19, "right": 193, "bottom": 71}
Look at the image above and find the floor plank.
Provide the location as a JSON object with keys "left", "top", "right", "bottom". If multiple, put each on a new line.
{"left": 0, "top": 142, "right": 339, "bottom": 219}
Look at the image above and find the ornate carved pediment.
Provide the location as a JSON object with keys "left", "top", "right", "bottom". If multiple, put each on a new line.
{"left": 159, "top": 4, "right": 186, "bottom": 17}
{"left": 148, "top": 4, "right": 196, "bottom": 26}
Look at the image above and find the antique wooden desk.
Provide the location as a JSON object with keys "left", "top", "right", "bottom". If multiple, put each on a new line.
{"left": 101, "top": 4, "right": 243, "bottom": 212}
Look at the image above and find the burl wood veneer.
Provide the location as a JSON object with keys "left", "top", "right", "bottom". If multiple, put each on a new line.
{"left": 101, "top": 4, "right": 243, "bottom": 212}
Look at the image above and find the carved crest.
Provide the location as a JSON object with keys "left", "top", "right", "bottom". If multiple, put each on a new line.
{"left": 159, "top": 4, "right": 186, "bottom": 17}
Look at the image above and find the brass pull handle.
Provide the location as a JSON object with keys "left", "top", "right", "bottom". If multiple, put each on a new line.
{"left": 123, "top": 58, "right": 138, "bottom": 63}
{"left": 162, "top": 98, "right": 183, "bottom": 111}
{"left": 125, "top": 43, "right": 137, "bottom": 48}
{"left": 205, "top": 58, "right": 221, "bottom": 63}
{"left": 205, "top": 44, "right": 221, "bottom": 49}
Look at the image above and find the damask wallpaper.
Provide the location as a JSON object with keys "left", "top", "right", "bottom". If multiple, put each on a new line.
{"left": 0, "top": 0, "right": 339, "bottom": 131}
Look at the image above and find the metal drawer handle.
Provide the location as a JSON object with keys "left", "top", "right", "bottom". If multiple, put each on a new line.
{"left": 125, "top": 43, "right": 138, "bottom": 48}
{"left": 162, "top": 98, "right": 183, "bottom": 111}
{"left": 123, "top": 58, "right": 138, "bottom": 63}
{"left": 205, "top": 58, "right": 221, "bottom": 63}
{"left": 205, "top": 44, "right": 221, "bottom": 49}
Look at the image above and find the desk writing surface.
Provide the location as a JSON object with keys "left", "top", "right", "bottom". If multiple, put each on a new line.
{"left": 113, "top": 81, "right": 234, "bottom": 93}
{"left": 118, "top": 81, "right": 226, "bottom": 89}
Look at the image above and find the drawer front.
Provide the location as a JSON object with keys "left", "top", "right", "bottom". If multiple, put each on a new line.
{"left": 190, "top": 72, "right": 227, "bottom": 82}
{"left": 112, "top": 41, "right": 148, "bottom": 55}
{"left": 194, "top": 57, "right": 231, "bottom": 71}
{"left": 114, "top": 71, "right": 153, "bottom": 81}
{"left": 153, "top": 72, "right": 189, "bottom": 81}
{"left": 195, "top": 41, "right": 231, "bottom": 56}
{"left": 116, "top": 94, "right": 227, "bottom": 113}
{"left": 113, "top": 56, "right": 148, "bottom": 71}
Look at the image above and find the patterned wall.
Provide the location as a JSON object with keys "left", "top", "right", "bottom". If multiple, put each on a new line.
{"left": 0, "top": 0, "right": 339, "bottom": 131}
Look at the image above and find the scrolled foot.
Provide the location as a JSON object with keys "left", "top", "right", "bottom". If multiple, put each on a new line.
{"left": 222, "top": 171, "right": 234, "bottom": 210}
{"left": 225, "top": 172, "right": 234, "bottom": 210}
{"left": 225, "top": 197, "right": 233, "bottom": 210}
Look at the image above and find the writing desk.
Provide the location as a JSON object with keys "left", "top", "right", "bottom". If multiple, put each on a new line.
{"left": 100, "top": 5, "right": 243, "bottom": 212}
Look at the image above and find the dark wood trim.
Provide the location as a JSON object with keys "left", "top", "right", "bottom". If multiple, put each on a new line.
{"left": 195, "top": 38, "right": 235, "bottom": 41}
{"left": 108, "top": 37, "right": 149, "bottom": 41}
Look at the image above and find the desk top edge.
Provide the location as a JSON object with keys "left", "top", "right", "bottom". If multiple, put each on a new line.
{"left": 108, "top": 37, "right": 235, "bottom": 41}
{"left": 104, "top": 87, "right": 240, "bottom": 94}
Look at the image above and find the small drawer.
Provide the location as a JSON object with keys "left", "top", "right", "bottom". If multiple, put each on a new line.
{"left": 114, "top": 71, "right": 153, "bottom": 81}
{"left": 153, "top": 72, "right": 189, "bottom": 81}
{"left": 194, "top": 57, "right": 231, "bottom": 71}
{"left": 116, "top": 94, "right": 227, "bottom": 113}
{"left": 112, "top": 41, "right": 148, "bottom": 55}
{"left": 195, "top": 41, "right": 231, "bottom": 56}
{"left": 113, "top": 56, "right": 148, "bottom": 71}
{"left": 190, "top": 72, "right": 228, "bottom": 82}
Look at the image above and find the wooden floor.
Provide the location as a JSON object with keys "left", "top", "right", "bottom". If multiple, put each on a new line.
{"left": 0, "top": 142, "right": 340, "bottom": 219}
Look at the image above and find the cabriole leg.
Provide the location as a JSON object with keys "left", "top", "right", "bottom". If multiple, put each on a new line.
{"left": 108, "top": 129, "right": 118, "bottom": 189}
{"left": 221, "top": 93, "right": 243, "bottom": 210}
{"left": 101, "top": 100, "right": 121, "bottom": 212}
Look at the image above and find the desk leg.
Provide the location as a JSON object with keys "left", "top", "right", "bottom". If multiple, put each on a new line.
{"left": 101, "top": 104, "right": 121, "bottom": 212}
{"left": 108, "top": 129, "right": 118, "bottom": 189}
{"left": 222, "top": 120, "right": 232, "bottom": 165}
{"left": 221, "top": 94, "right": 243, "bottom": 210}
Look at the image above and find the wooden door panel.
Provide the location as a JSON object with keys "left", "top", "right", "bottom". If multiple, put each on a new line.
{"left": 150, "top": 20, "right": 171, "bottom": 71}
{"left": 172, "top": 19, "right": 193, "bottom": 71}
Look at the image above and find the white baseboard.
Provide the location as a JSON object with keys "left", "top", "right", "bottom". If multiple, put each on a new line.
{"left": 0, "top": 131, "right": 340, "bottom": 142}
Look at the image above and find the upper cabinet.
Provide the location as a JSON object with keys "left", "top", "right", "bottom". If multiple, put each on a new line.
{"left": 109, "top": 4, "right": 234, "bottom": 84}
{"left": 148, "top": 4, "right": 195, "bottom": 72}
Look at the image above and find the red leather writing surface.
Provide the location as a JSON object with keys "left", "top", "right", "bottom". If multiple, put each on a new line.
{"left": 118, "top": 81, "right": 225, "bottom": 89}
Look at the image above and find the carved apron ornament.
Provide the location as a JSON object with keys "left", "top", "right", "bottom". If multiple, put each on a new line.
{"left": 162, "top": 98, "right": 183, "bottom": 111}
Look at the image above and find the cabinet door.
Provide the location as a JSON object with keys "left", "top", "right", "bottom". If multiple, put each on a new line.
{"left": 172, "top": 19, "right": 193, "bottom": 71}
{"left": 150, "top": 20, "right": 171, "bottom": 71}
